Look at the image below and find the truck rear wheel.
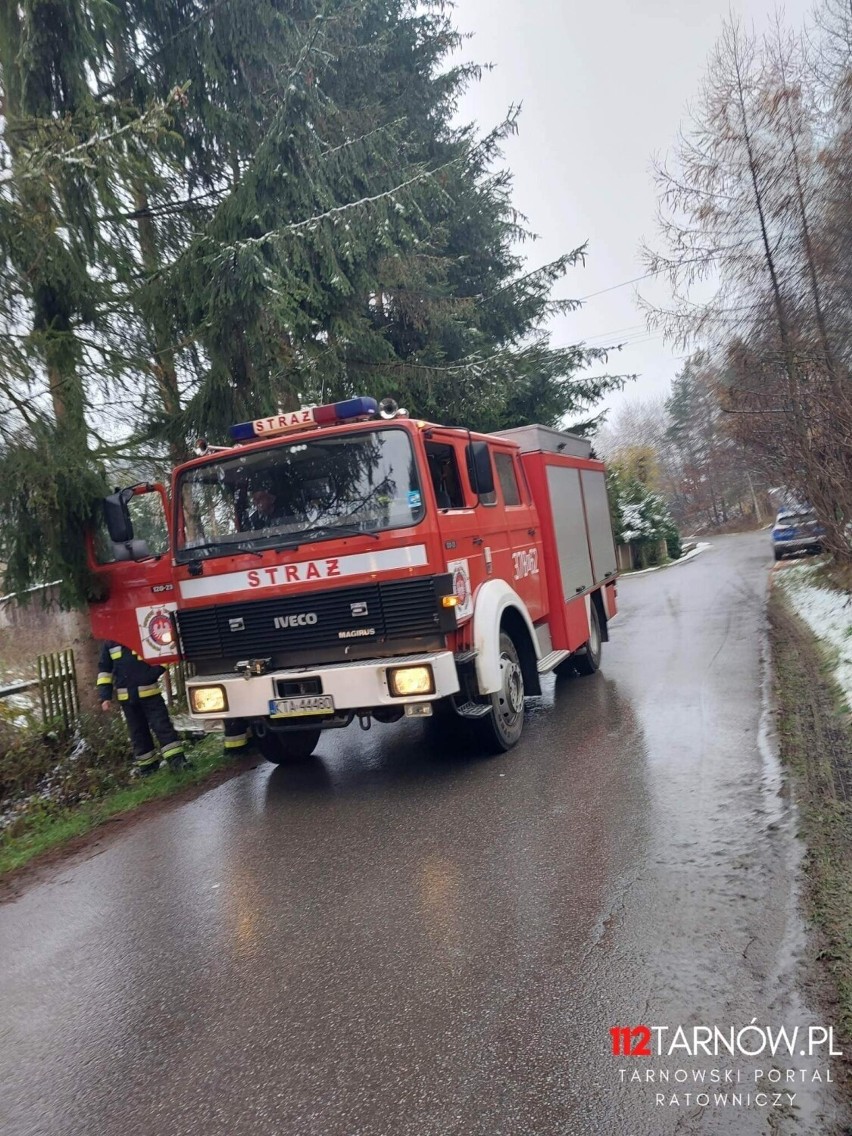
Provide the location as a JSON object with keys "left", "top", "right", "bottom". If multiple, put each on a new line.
{"left": 472, "top": 631, "right": 525, "bottom": 753}
{"left": 254, "top": 726, "right": 321, "bottom": 764}
{"left": 573, "top": 604, "right": 602, "bottom": 676}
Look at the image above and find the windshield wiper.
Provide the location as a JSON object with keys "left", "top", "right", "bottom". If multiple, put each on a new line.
{"left": 232, "top": 543, "right": 267, "bottom": 557}
{"left": 183, "top": 540, "right": 270, "bottom": 559}
{"left": 293, "top": 523, "right": 380, "bottom": 541}
{"left": 181, "top": 525, "right": 377, "bottom": 560}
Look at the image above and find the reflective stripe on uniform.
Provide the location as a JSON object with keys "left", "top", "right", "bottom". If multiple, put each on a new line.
{"left": 138, "top": 683, "right": 161, "bottom": 698}
{"left": 116, "top": 688, "right": 129, "bottom": 701}
{"left": 224, "top": 731, "right": 249, "bottom": 748}
{"left": 109, "top": 647, "right": 122, "bottom": 660}
{"left": 133, "top": 751, "right": 157, "bottom": 767}
{"left": 161, "top": 742, "right": 184, "bottom": 759}
{"left": 96, "top": 673, "right": 112, "bottom": 685}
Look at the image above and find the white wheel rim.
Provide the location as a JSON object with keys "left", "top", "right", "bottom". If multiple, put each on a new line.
{"left": 498, "top": 652, "right": 524, "bottom": 724}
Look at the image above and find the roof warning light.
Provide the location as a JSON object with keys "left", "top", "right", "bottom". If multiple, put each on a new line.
{"left": 228, "top": 396, "right": 380, "bottom": 442}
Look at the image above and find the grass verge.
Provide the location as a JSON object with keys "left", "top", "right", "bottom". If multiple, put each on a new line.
{"left": 769, "top": 586, "right": 852, "bottom": 1040}
{"left": 0, "top": 733, "right": 230, "bottom": 877}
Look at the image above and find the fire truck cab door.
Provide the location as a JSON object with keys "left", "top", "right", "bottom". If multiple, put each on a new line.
{"left": 424, "top": 434, "right": 487, "bottom": 620}
{"left": 491, "top": 447, "right": 547, "bottom": 623}
{"left": 87, "top": 484, "right": 179, "bottom": 664}
{"left": 427, "top": 436, "right": 545, "bottom": 626}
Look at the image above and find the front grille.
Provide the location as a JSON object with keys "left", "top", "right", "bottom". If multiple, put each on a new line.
{"left": 176, "top": 575, "right": 454, "bottom": 661}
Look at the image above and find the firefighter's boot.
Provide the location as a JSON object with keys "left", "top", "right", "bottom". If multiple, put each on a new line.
{"left": 131, "top": 753, "right": 160, "bottom": 779}
{"left": 162, "top": 741, "right": 191, "bottom": 772}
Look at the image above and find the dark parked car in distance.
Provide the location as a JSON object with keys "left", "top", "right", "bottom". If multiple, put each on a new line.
{"left": 771, "top": 508, "right": 824, "bottom": 561}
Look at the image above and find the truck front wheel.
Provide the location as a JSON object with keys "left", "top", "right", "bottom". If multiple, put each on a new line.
{"left": 254, "top": 725, "right": 321, "bottom": 764}
{"left": 473, "top": 631, "right": 525, "bottom": 753}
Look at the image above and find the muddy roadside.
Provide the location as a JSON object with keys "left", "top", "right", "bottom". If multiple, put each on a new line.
{"left": 0, "top": 751, "right": 261, "bottom": 904}
{"left": 769, "top": 586, "right": 852, "bottom": 1095}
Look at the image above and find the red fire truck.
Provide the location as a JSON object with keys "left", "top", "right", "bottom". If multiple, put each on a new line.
{"left": 89, "top": 396, "right": 618, "bottom": 761}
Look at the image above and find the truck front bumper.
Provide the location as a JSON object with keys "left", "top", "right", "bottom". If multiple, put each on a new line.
{"left": 186, "top": 651, "right": 460, "bottom": 722}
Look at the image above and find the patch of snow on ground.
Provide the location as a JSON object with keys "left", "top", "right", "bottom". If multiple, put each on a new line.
{"left": 777, "top": 562, "right": 852, "bottom": 707}
{"left": 627, "top": 542, "right": 712, "bottom": 577}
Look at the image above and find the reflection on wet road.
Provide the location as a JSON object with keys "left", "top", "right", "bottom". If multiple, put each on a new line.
{"left": 1, "top": 533, "right": 848, "bottom": 1135}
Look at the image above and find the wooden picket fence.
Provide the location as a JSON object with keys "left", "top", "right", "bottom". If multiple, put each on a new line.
{"left": 0, "top": 651, "right": 195, "bottom": 729}
{"left": 37, "top": 649, "right": 80, "bottom": 728}
{"left": 162, "top": 659, "right": 194, "bottom": 711}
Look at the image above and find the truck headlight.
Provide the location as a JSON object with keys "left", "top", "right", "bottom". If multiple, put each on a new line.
{"left": 189, "top": 685, "right": 228, "bottom": 714}
{"left": 387, "top": 665, "right": 434, "bottom": 697}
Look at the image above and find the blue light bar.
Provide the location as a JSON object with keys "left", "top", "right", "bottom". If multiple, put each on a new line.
{"left": 333, "top": 396, "right": 379, "bottom": 421}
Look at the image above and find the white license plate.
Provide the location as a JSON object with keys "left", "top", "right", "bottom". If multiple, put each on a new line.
{"left": 269, "top": 695, "right": 335, "bottom": 718}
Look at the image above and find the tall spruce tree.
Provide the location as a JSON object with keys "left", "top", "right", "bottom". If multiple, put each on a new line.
{"left": 0, "top": 0, "right": 627, "bottom": 626}
{"left": 0, "top": 0, "right": 178, "bottom": 697}
{"left": 108, "top": 0, "right": 626, "bottom": 443}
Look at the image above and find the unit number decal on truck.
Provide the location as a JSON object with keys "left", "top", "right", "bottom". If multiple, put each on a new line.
{"left": 512, "top": 548, "right": 539, "bottom": 581}
{"left": 447, "top": 558, "right": 474, "bottom": 621}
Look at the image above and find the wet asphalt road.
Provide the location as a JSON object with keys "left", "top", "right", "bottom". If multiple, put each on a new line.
{"left": 1, "top": 532, "right": 849, "bottom": 1136}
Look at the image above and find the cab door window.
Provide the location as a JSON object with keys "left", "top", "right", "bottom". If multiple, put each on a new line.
{"left": 425, "top": 442, "right": 466, "bottom": 509}
{"left": 494, "top": 452, "right": 521, "bottom": 507}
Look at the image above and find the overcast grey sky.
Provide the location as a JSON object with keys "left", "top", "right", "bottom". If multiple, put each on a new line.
{"left": 452, "top": 0, "right": 815, "bottom": 419}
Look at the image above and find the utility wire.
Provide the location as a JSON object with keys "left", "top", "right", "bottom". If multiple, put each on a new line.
{"left": 579, "top": 322, "right": 648, "bottom": 344}
{"left": 575, "top": 271, "right": 659, "bottom": 301}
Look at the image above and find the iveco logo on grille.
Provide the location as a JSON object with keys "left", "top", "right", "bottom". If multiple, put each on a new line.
{"left": 274, "top": 613, "right": 319, "bottom": 629}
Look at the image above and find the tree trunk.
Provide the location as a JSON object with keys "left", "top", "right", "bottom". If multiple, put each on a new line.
{"left": 133, "top": 189, "right": 187, "bottom": 465}
{"left": 747, "top": 471, "right": 762, "bottom": 523}
{"left": 66, "top": 608, "right": 102, "bottom": 713}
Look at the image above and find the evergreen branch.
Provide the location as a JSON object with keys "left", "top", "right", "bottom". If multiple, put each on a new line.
{"left": 475, "top": 249, "right": 589, "bottom": 306}
{"left": 0, "top": 386, "right": 42, "bottom": 429}
{"left": 1, "top": 97, "right": 178, "bottom": 184}
{"left": 216, "top": 158, "right": 459, "bottom": 253}
{"left": 209, "top": 110, "right": 509, "bottom": 259}
{"left": 95, "top": 0, "right": 237, "bottom": 100}
{"left": 348, "top": 339, "right": 616, "bottom": 378}
{"left": 98, "top": 186, "right": 228, "bottom": 224}
{"left": 320, "top": 118, "right": 406, "bottom": 158}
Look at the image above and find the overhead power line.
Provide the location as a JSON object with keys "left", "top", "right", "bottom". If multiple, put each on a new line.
{"left": 575, "top": 271, "right": 659, "bottom": 301}
{"left": 580, "top": 322, "right": 648, "bottom": 344}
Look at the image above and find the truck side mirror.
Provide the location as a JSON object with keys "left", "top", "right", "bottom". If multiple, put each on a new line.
{"left": 466, "top": 441, "right": 495, "bottom": 499}
{"left": 103, "top": 491, "right": 134, "bottom": 544}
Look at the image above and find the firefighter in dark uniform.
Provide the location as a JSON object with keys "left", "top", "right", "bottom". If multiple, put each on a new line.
{"left": 97, "top": 642, "right": 188, "bottom": 776}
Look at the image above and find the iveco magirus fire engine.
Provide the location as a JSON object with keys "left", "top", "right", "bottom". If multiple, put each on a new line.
{"left": 88, "top": 396, "right": 619, "bottom": 762}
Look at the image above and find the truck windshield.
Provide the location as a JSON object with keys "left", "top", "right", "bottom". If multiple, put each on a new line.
{"left": 176, "top": 427, "right": 425, "bottom": 560}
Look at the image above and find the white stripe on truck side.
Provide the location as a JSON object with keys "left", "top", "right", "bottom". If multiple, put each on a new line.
{"left": 179, "top": 544, "right": 429, "bottom": 601}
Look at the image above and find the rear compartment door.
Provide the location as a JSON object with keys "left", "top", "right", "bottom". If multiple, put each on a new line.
{"left": 579, "top": 469, "right": 617, "bottom": 584}
{"left": 545, "top": 465, "right": 594, "bottom": 600}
